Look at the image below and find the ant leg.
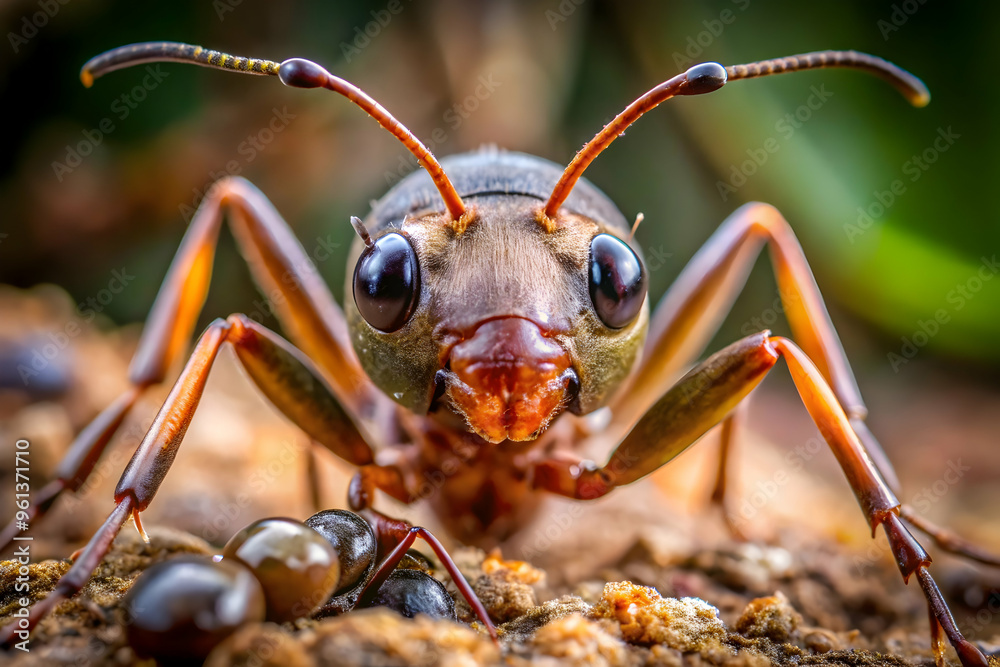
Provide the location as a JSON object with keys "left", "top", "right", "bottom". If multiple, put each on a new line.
{"left": 771, "top": 339, "right": 985, "bottom": 667}
{"left": 534, "top": 333, "right": 778, "bottom": 500}
{"left": 0, "top": 387, "right": 141, "bottom": 553}
{"left": 0, "top": 314, "right": 374, "bottom": 646}
{"left": 131, "top": 176, "right": 369, "bottom": 401}
{"left": 359, "top": 525, "right": 499, "bottom": 642}
{"left": 535, "top": 333, "right": 988, "bottom": 667}
{"left": 609, "top": 201, "right": 999, "bottom": 571}
{"left": 709, "top": 402, "right": 747, "bottom": 539}
{"left": 306, "top": 445, "right": 325, "bottom": 512}
{"left": 0, "top": 497, "right": 135, "bottom": 649}
{"left": 929, "top": 604, "right": 948, "bottom": 667}
{"left": 3, "top": 176, "right": 377, "bottom": 554}
{"left": 346, "top": 470, "right": 498, "bottom": 641}
{"left": 612, "top": 202, "right": 898, "bottom": 492}
{"left": 899, "top": 505, "right": 1000, "bottom": 567}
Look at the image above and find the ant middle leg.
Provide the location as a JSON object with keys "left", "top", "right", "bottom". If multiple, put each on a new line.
{"left": 610, "top": 201, "right": 998, "bottom": 576}
{"left": 536, "top": 332, "right": 990, "bottom": 667}
{"left": 0, "top": 177, "right": 378, "bottom": 555}
{"left": 0, "top": 314, "right": 374, "bottom": 647}
{"left": 610, "top": 202, "right": 898, "bottom": 493}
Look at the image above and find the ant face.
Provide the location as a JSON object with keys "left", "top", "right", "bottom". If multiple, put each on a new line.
{"left": 346, "top": 152, "right": 648, "bottom": 443}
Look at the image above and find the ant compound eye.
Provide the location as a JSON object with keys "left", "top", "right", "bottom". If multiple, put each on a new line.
{"left": 588, "top": 233, "right": 647, "bottom": 329}
{"left": 353, "top": 232, "right": 420, "bottom": 332}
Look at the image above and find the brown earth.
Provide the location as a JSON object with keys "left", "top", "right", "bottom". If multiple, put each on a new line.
{"left": 1, "top": 286, "right": 999, "bottom": 666}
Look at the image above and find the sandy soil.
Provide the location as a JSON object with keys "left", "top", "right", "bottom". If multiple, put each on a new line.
{"left": 1, "top": 285, "right": 998, "bottom": 666}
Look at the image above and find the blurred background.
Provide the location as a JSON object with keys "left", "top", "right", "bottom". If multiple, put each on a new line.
{"left": 0, "top": 0, "right": 998, "bottom": 611}
{"left": 1, "top": 0, "right": 998, "bottom": 365}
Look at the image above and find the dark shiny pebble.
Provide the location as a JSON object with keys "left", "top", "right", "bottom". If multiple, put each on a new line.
{"left": 223, "top": 517, "right": 340, "bottom": 622}
{"left": 123, "top": 556, "right": 265, "bottom": 663}
{"left": 367, "top": 568, "right": 456, "bottom": 620}
{"left": 305, "top": 509, "right": 377, "bottom": 595}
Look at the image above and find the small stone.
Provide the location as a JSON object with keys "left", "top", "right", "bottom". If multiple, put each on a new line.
{"left": 530, "top": 613, "right": 629, "bottom": 665}
{"left": 588, "top": 581, "right": 729, "bottom": 653}
{"left": 473, "top": 574, "right": 537, "bottom": 624}
{"left": 304, "top": 607, "right": 498, "bottom": 666}
{"left": 205, "top": 622, "right": 313, "bottom": 667}
{"left": 734, "top": 592, "right": 802, "bottom": 643}
{"left": 500, "top": 595, "right": 592, "bottom": 644}
{"left": 481, "top": 552, "right": 545, "bottom": 585}
{"left": 802, "top": 628, "right": 840, "bottom": 654}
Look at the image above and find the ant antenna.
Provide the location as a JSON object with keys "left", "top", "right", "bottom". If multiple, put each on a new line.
{"left": 544, "top": 50, "right": 930, "bottom": 219}
{"left": 81, "top": 42, "right": 468, "bottom": 222}
{"left": 628, "top": 212, "right": 644, "bottom": 242}
{"left": 350, "top": 216, "right": 374, "bottom": 248}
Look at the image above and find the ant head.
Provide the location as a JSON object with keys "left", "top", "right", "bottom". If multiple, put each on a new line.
{"left": 346, "top": 151, "right": 648, "bottom": 443}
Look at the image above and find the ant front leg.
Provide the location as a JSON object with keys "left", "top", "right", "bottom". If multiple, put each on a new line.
{"left": 535, "top": 332, "right": 989, "bottom": 667}
{"left": 0, "top": 177, "right": 376, "bottom": 554}
{"left": 709, "top": 402, "right": 747, "bottom": 539}
{"left": 609, "top": 202, "right": 899, "bottom": 492}
{"left": 0, "top": 314, "right": 374, "bottom": 646}
{"left": 611, "top": 202, "right": 995, "bottom": 565}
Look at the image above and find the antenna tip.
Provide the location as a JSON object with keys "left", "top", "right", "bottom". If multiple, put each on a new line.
{"left": 683, "top": 62, "right": 727, "bottom": 95}
{"left": 279, "top": 58, "right": 328, "bottom": 89}
{"left": 910, "top": 85, "right": 931, "bottom": 108}
{"left": 80, "top": 68, "right": 94, "bottom": 88}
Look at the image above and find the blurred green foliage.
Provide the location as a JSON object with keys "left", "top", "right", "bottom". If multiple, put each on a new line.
{"left": 0, "top": 0, "right": 997, "bottom": 377}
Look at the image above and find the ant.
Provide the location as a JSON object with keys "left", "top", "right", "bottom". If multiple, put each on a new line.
{"left": 2, "top": 40, "right": 997, "bottom": 666}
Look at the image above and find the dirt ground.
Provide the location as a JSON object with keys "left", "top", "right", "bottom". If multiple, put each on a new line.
{"left": 1, "top": 286, "right": 999, "bottom": 666}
